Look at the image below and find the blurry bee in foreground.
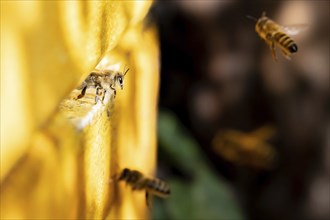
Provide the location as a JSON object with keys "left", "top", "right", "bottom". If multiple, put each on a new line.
{"left": 75, "top": 66, "right": 129, "bottom": 103}
{"left": 212, "top": 125, "right": 277, "bottom": 169}
{"left": 248, "top": 12, "right": 306, "bottom": 61}
{"left": 117, "top": 168, "right": 170, "bottom": 207}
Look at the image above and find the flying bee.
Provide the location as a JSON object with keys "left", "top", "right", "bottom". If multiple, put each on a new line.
{"left": 75, "top": 65, "right": 129, "bottom": 103}
{"left": 248, "top": 12, "right": 306, "bottom": 61}
{"left": 117, "top": 168, "right": 170, "bottom": 207}
{"left": 212, "top": 125, "right": 277, "bottom": 169}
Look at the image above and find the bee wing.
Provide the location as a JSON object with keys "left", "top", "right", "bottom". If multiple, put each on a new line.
{"left": 281, "top": 24, "right": 308, "bottom": 36}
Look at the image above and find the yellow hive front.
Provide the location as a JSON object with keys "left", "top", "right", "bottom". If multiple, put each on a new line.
{"left": 0, "top": 1, "right": 159, "bottom": 219}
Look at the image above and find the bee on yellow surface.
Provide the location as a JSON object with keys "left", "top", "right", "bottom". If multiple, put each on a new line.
{"left": 75, "top": 66, "right": 129, "bottom": 103}
{"left": 118, "top": 168, "right": 170, "bottom": 207}
{"left": 249, "top": 12, "right": 306, "bottom": 61}
{"left": 212, "top": 125, "right": 277, "bottom": 169}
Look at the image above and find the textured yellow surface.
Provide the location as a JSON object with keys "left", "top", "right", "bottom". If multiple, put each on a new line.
{"left": 1, "top": 1, "right": 158, "bottom": 219}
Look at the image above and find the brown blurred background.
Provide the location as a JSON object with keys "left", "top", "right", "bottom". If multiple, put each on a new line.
{"left": 151, "top": 1, "right": 329, "bottom": 220}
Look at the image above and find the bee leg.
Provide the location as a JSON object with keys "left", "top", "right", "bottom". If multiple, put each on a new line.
{"left": 107, "top": 103, "right": 112, "bottom": 117}
{"left": 110, "top": 84, "right": 117, "bottom": 99}
{"left": 107, "top": 109, "right": 111, "bottom": 117}
{"left": 269, "top": 41, "right": 278, "bottom": 62}
{"left": 145, "top": 192, "right": 151, "bottom": 208}
{"left": 95, "top": 88, "right": 100, "bottom": 104}
{"left": 102, "top": 90, "right": 106, "bottom": 102}
{"left": 100, "top": 89, "right": 106, "bottom": 104}
{"left": 266, "top": 34, "right": 277, "bottom": 62}
{"left": 95, "top": 95, "right": 99, "bottom": 104}
{"left": 76, "top": 86, "right": 87, "bottom": 99}
{"left": 95, "top": 87, "right": 104, "bottom": 104}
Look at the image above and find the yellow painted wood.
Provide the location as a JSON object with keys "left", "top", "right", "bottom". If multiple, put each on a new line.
{"left": 1, "top": 1, "right": 158, "bottom": 219}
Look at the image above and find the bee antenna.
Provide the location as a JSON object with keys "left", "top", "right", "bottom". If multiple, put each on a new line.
{"left": 123, "top": 66, "right": 129, "bottom": 76}
{"left": 246, "top": 15, "right": 257, "bottom": 21}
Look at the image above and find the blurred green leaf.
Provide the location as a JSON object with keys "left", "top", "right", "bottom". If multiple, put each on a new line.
{"left": 192, "top": 170, "right": 244, "bottom": 220}
{"left": 153, "top": 110, "right": 245, "bottom": 220}
{"left": 166, "top": 179, "right": 194, "bottom": 219}
{"left": 158, "top": 109, "right": 204, "bottom": 173}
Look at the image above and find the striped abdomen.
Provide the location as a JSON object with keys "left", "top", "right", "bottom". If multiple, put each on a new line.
{"left": 273, "top": 32, "right": 298, "bottom": 53}
{"left": 145, "top": 178, "right": 170, "bottom": 198}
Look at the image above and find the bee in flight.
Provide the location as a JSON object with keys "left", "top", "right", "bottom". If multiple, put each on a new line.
{"left": 75, "top": 66, "right": 129, "bottom": 104}
{"left": 248, "top": 12, "right": 306, "bottom": 61}
{"left": 212, "top": 125, "right": 277, "bottom": 169}
{"left": 117, "top": 168, "right": 170, "bottom": 207}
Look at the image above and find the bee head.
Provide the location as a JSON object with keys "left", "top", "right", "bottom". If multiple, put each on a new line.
{"left": 116, "top": 74, "right": 124, "bottom": 90}
{"left": 115, "top": 65, "right": 129, "bottom": 90}
{"left": 119, "top": 168, "right": 131, "bottom": 181}
{"left": 119, "top": 168, "right": 143, "bottom": 183}
{"left": 255, "top": 14, "right": 269, "bottom": 38}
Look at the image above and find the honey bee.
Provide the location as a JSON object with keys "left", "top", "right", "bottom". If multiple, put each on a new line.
{"left": 75, "top": 66, "right": 129, "bottom": 103}
{"left": 250, "top": 12, "right": 306, "bottom": 61}
{"left": 117, "top": 168, "right": 170, "bottom": 206}
{"left": 212, "top": 125, "right": 277, "bottom": 169}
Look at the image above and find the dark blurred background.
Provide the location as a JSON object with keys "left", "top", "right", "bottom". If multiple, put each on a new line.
{"left": 148, "top": 1, "right": 329, "bottom": 220}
